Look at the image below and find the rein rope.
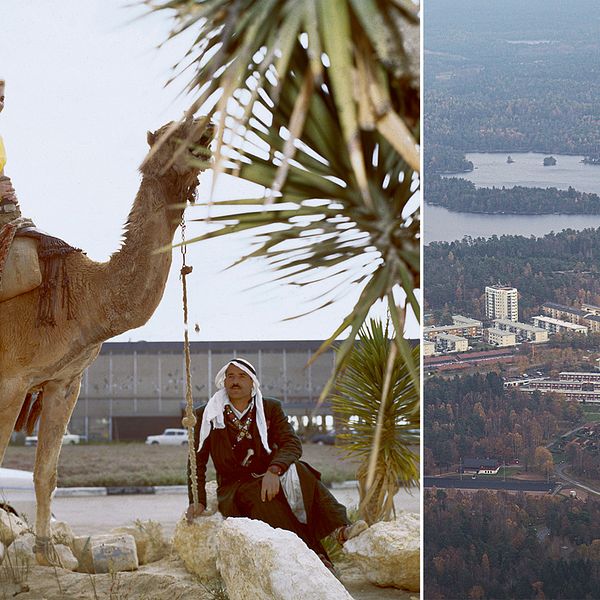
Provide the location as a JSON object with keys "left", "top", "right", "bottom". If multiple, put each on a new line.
{"left": 179, "top": 216, "right": 200, "bottom": 509}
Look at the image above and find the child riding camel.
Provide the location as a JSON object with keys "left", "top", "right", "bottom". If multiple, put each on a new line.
{"left": 0, "top": 79, "right": 23, "bottom": 227}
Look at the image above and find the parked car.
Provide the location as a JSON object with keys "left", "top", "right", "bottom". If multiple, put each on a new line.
{"left": 145, "top": 428, "right": 189, "bottom": 446}
{"left": 25, "top": 431, "right": 82, "bottom": 447}
{"left": 0, "top": 467, "right": 36, "bottom": 523}
{"left": 310, "top": 430, "right": 337, "bottom": 445}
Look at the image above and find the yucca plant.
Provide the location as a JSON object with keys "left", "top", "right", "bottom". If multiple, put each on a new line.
{"left": 145, "top": 0, "right": 420, "bottom": 398}
{"left": 331, "top": 318, "right": 419, "bottom": 524}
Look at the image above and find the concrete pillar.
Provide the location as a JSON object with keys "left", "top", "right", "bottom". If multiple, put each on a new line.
{"left": 307, "top": 349, "right": 312, "bottom": 403}
{"left": 208, "top": 349, "right": 212, "bottom": 399}
{"left": 133, "top": 351, "right": 138, "bottom": 413}
{"left": 108, "top": 353, "right": 113, "bottom": 442}
{"left": 258, "top": 349, "right": 263, "bottom": 382}
{"left": 283, "top": 348, "right": 288, "bottom": 403}
{"left": 158, "top": 354, "right": 162, "bottom": 413}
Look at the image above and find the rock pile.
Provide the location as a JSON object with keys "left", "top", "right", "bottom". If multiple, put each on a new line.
{"left": 172, "top": 480, "right": 223, "bottom": 580}
{"left": 217, "top": 518, "right": 353, "bottom": 600}
{"left": 343, "top": 511, "right": 420, "bottom": 591}
{"left": 0, "top": 509, "right": 169, "bottom": 577}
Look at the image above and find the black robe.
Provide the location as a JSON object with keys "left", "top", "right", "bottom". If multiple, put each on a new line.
{"left": 187, "top": 397, "right": 349, "bottom": 548}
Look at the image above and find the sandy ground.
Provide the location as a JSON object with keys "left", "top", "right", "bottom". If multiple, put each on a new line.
{"left": 1, "top": 558, "right": 419, "bottom": 600}
{"left": 1, "top": 488, "right": 420, "bottom": 600}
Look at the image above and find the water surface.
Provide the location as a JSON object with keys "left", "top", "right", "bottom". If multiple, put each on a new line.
{"left": 426, "top": 152, "right": 600, "bottom": 243}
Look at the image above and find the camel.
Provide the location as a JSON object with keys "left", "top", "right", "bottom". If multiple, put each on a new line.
{"left": 0, "top": 118, "right": 214, "bottom": 563}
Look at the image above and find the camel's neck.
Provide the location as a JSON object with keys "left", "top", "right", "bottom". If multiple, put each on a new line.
{"left": 100, "top": 174, "right": 188, "bottom": 337}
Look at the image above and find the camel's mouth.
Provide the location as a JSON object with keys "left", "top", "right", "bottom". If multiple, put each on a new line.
{"left": 186, "top": 122, "right": 215, "bottom": 164}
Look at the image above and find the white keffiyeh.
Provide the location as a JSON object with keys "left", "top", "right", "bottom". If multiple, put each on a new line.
{"left": 198, "top": 358, "right": 271, "bottom": 454}
{"left": 197, "top": 357, "right": 307, "bottom": 524}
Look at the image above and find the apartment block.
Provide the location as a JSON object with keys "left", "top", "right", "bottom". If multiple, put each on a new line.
{"left": 542, "top": 302, "right": 587, "bottom": 324}
{"left": 509, "top": 371, "right": 600, "bottom": 403}
{"left": 485, "top": 286, "right": 518, "bottom": 321}
{"left": 493, "top": 319, "right": 548, "bottom": 343}
{"left": 585, "top": 315, "right": 600, "bottom": 333}
{"left": 423, "top": 340, "right": 436, "bottom": 356}
{"left": 485, "top": 328, "right": 517, "bottom": 347}
{"left": 423, "top": 316, "right": 483, "bottom": 341}
{"left": 435, "top": 333, "right": 469, "bottom": 353}
{"left": 532, "top": 316, "right": 588, "bottom": 335}
{"left": 582, "top": 303, "right": 600, "bottom": 316}
{"left": 542, "top": 302, "right": 600, "bottom": 332}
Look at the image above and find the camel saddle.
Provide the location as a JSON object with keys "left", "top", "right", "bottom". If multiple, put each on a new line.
{"left": 0, "top": 220, "right": 81, "bottom": 325}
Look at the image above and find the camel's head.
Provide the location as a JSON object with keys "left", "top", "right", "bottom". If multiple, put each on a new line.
{"left": 142, "top": 118, "right": 215, "bottom": 181}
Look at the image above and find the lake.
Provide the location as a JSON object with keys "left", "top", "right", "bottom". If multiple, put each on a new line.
{"left": 425, "top": 152, "right": 600, "bottom": 243}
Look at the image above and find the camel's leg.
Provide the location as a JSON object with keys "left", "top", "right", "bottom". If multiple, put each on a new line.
{"left": 33, "top": 375, "right": 82, "bottom": 565}
{"left": 0, "top": 379, "right": 27, "bottom": 465}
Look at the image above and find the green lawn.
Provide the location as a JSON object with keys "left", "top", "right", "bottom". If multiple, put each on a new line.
{"left": 581, "top": 405, "right": 600, "bottom": 422}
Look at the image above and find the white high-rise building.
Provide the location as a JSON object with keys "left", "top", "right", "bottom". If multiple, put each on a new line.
{"left": 485, "top": 285, "right": 518, "bottom": 321}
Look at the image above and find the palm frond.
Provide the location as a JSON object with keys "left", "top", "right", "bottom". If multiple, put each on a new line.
{"left": 331, "top": 319, "right": 419, "bottom": 523}
{"left": 146, "top": 0, "right": 420, "bottom": 400}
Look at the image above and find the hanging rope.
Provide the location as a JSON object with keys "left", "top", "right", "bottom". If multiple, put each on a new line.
{"left": 179, "top": 216, "right": 200, "bottom": 509}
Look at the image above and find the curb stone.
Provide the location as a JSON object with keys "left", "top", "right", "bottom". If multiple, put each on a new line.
{"left": 54, "top": 481, "right": 359, "bottom": 497}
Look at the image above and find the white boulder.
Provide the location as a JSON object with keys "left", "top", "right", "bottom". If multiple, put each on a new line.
{"left": 112, "top": 521, "right": 169, "bottom": 565}
{"left": 51, "top": 520, "right": 75, "bottom": 548}
{"left": 4, "top": 532, "right": 36, "bottom": 568}
{"left": 343, "top": 512, "right": 420, "bottom": 591}
{"left": 72, "top": 533, "right": 138, "bottom": 573}
{"left": 203, "top": 480, "right": 219, "bottom": 514}
{"left": 52, "top": 543, "right": 79, "bottom": 571}
{"left": 217, "top": 518, "right": 353, "bottom": 600}
{"left": 173, "top": 511, "right": 224, "bottom": 580}
{"left": 0, "top": 508, "right": 29, "bottom": 545}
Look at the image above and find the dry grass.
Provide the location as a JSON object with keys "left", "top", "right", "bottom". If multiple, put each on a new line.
{"left": 2, "top": 442, "right": 360, "bottom": 488}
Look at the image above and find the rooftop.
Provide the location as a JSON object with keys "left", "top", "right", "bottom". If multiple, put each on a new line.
{"left": 494, "top": 319, "right": 546, "bottom": 333}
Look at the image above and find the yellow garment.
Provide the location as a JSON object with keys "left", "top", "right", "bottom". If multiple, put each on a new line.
{"left": 0, "top": 135, "right": 6, "bottom": 171}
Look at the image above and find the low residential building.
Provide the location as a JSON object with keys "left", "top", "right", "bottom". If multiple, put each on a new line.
{"left": 532, "top": 316, "right": 588, "bottom": 335}
{"left": 582, "top": 303, "right": 600, "bottom": 316}
{"left": 542, "top": 302, "right": 587, "bottom": 324}
{"left": 584, "top": 315, "right": 600, "bottom": 333}
{"left": 462, "top": 458, "right": 500, "bottom": 475}
{"left": 504, "top": 376, "right": 546, "bottom": 389}
{"left": 423, "top": 316, "right": 482, "bottom": 341}
{"left": 435, "top": 333, "right": 469, "bottom": 353}
{"left": 493, "top": 319, "right": 549, "bottom": 343}
{"left": 507, "top": 371, "right": 600, "bottom": 403}
{"left": 485, "top": 328, "right": 517, "bottom": 347}
{"left": 559, "top": 371, "right": 600, "bottom": 384}
{"left": 542, "top": 302, "right": 600, "bottom": 332}
{"left": 451, "top": 315, "right": 483, "bottom": 337}
{"left": 423, "top": 340, "right": 436, "bottom": 356}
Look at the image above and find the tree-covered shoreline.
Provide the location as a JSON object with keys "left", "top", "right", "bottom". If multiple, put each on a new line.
{"left": 425, "top": 175, "right": 600, "bottom": 215}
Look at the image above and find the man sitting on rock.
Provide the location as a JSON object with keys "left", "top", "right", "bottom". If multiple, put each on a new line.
{"left": 186, "top": 357, "right": 367, "bottom": 568}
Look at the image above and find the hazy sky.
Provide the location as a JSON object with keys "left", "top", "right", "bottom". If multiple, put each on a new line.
{"left": 1, "top": 0, "right": 419, "bottom": 342}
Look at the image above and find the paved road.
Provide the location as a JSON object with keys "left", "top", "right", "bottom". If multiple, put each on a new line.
{"left": 424, "top": 476, "right": 554, "bottom": 493}
{"left": 51, "top": 487, "right": 420, "bottom": 538}
{"left": 555, "top": 463, "right": 600, "bottom": 497}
